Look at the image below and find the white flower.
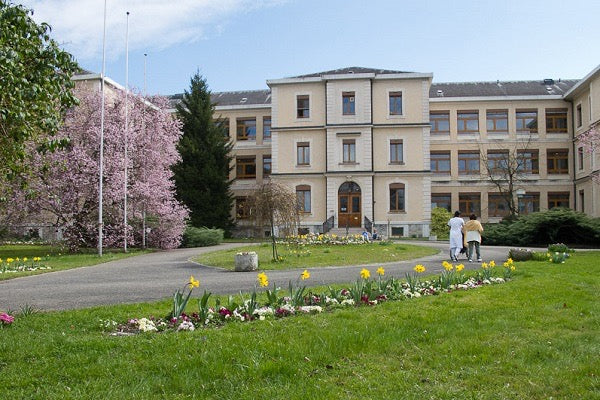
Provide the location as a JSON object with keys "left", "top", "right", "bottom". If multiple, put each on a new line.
{"left": 340, "top": 299, "right": 355, "bottom": 306}
{"left": 137, "top": 318, "right": 157, "bottom": 332}
{"left": 325, "top": 296, "right": 339, "bottom": 305}
{"left": 253, "top": 307, "right": 275, "bottom": 317}
{"left": 298, "top": 306, "right": 323, "bottom": 314}
{"left": 177, "top": 320, "right": 195, "bottom": 331}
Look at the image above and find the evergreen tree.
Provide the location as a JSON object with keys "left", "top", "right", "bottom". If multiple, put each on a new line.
{"left": 173, "top": 73, "right": 234, "bottom": 234}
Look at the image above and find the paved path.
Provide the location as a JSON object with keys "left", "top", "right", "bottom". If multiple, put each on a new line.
{"left": 0, "top": 241, "right": 522, "bottom": 312}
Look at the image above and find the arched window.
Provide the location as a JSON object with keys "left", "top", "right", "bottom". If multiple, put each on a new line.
{"left": 338, "top": 181, "right": 361, "bottom": 194}
{"left": 389, "top": 183, "right": 405, "bottom": 212}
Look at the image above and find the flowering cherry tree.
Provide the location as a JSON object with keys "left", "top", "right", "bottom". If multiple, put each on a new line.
{"left": 17, "top": 87, "right": 188, "bottom": 250}
{"left": 578, "top": 125, "right": 600, "bottom": 184}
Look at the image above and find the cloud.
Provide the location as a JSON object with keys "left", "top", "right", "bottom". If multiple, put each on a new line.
{"left": 21, "top": 0, "right": 286, "bottom": 61}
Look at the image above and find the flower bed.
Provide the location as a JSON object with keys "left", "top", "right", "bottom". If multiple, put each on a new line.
{"left": 0, "top": 256, "right": 51, "bottom": 274}
{"left": 106, "top": 259, "right": 517, "bottom": 335}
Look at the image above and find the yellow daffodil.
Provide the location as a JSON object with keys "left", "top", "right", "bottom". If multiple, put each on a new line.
{"left": 456, "top": 264, "right": 464, "bottom": 272}
{"left": 301, "top": 269, "right": 310, "bottom": 280}
{"left": 414, "top": 264, "right": 426, "bottom": 273}
{"left": 376, "top": 267, "right": 385, "bottom": 276}
{"left": 6, "top": 258, "right": 14, "bottom": 264}
{"left": 23, "top": 257, "right": 28, "bottom": 262}
{"left": 257, "top": 272, "right": 269, "bottom": 287}
{"left": 443, "top": 262, "right": 453, "bottom": 271}
{"left": 510, "top": 265, "right": 516, "bottom": 271}
{"left": 489, "top": 260, "right": 496, "bottom": 268}
{"left": 481, "top": 262, "right": 489, "bottom": 269}
{"left": 360, "top": 268, "right": 371, "bottom": 279}
{"left": 0, "top": 258, "right": 3, "bottom": 263}
{"left": 188, "top": 275, "right": 199, "bottom": 288}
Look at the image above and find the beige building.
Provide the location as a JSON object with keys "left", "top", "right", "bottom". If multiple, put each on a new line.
{"left": 175, "top": 65, "right": 599, "bottom": 238}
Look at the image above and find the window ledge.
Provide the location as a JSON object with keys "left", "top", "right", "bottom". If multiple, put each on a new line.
{"left": 388, "top": 211, "right": 407, "bottom": 214}
{"left": 339, "top": 162, "right": 359, "bottom": 165}
{"left": 389, "top": 162, "right": 405, "bottom": 166}
{"left": 296, "top": 164, "right": 311, "bottom": 168}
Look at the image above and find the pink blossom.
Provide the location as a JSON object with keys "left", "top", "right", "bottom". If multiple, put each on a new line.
{"left": 0, "top": 313, "right": 14, "bottom": 325}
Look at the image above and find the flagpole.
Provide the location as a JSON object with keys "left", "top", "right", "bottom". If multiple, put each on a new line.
{"left": 123, "top": 11, "right": 129, "bottom": 252}
{"left": 98, "top": 0, "right": 107, "bottom": 257}
{"left": 142, "top": 52, "right": 147, "bottom": 249}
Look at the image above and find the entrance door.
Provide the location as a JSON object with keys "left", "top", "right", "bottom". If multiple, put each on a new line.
{"left": 338, "top": 182, "right": 361, "bottom": 228}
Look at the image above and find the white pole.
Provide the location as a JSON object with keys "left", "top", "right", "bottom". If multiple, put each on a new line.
{"left": 98, "top": 0, "right": 107, "bottom": 257}
{"left": 142, "top": 52, "right": 147, "bottom": 248}
{"left": 123, "top": 11, "right": 129, "bottom": 252}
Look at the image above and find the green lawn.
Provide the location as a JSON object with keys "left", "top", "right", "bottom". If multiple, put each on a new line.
{"left": 1, "top": 252, "right": 598, "bottom": 399}
{"left": 0, "top": 244, "right": 152, "bottom": 281}
{"left": 194, "top": 242, "right": 439, "bottom": 270}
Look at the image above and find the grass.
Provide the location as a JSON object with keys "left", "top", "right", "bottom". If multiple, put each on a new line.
{"left": 193, "top": 242, "right": 439, "bottom": 270}
{"left": 0, "top": 244, "right": 152, "bottom": 281}
{"left": 1, "top": 252, "right": 598, "bottom": 399}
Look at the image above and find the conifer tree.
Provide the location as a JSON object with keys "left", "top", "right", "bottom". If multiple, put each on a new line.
{"left": 173, "top": 73, "right": 234, "bottom": 233}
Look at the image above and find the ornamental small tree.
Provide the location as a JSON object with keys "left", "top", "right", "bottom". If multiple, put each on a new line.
{"left": 578, "top": 125, "right": 600, "bottom": 184}
{"left": 246, "top": 182, "right": 300, "bottom": 261}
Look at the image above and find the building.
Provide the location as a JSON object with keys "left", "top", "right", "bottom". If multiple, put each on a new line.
{"left": 171, "top": 65, "right": 600, "bottom": 238}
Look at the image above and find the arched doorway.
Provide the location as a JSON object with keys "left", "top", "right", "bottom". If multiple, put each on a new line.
{"left": 338, "top": 181, "right": 361, "bottom": 228}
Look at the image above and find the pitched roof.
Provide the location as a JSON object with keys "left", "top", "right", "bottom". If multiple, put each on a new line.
{"left": 168, "top": 89, "right": 271, "bottom": 108}
{"left": 430, "top": 79, "right": 579, "bottom": 98}
{"left": 289, "top": 66, "right": 413, "bottom": 78}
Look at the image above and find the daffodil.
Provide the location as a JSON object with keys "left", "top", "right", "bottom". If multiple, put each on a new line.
{"left": 301, "top": 269, "right": 310, "bottom": 280}
{"left": 23, "top": 257, "right": 28, "bottom": 262}
{"left": 257, "top": 272, "right": 269, "bottom": 287}
{"left": 360, "top": 268, "right": 371, "bottom": 279}
{"left": 6, "top": 258, "right": 14, "bottom": 264}
{"left": 188, "top": 275, "right": 199, "bottom": 288}
{"left": 481, "top": 262, "right": 489, "bottom": 269}
{"left": 456, "top": 264, "right": 464, "bottom": 272}
{"left": 489, "top": 260, "right": 496, "bottom": 268}
{"left": 376, "top": 267, "right": 385, "bottom": 276}
{"left": 414, "top": 264, "right": 426, "bottom": 273}
{"left": 443, "top": 261, "right": 453, "bottom": 271}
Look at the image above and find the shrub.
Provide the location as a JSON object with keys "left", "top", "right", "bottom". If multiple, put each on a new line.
{"left": 181, "top": 227, "right": 224, "bottom": 247}
{"left": 531, "top": 251, "right": 549, "bottom": 261}
{"left": 431, "top": 207, "right": 451, "bottom": 239}
{"left": 483, "top": 209, "right": 600, "bottom": 246}
{"left": 508, "top": 248, "right": 534, "bottom": 261}
{"left": 547, "top": 243, "right": 573, "bottom": 253}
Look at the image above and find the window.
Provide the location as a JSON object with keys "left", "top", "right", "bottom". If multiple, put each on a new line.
{"left": 235, "top": 197, "right": 249, "bottom": 219}
{"left": 488, "top": 194, "right": 509, "bottom": 217}
{"left": 430, "top": 151, "right": 450, "bottom": 174}
{"left": 548, "top": 192, "right": 570, "bottom": 209}
{"left": 343, "top": 139, "right": 356, "bottom": 163}
{"left": 457, "top": 111, "right": 479, "bottom": 134}
{"left": 389, "top": 183, "right": 405, "bottom": 212}
{"left": 578, "top": 147, "right": 584, "bottom": 170}
{"left": 547, "top": 149, "right": 569, "bottom": 174}
{"left": 389, "top": 91, "right": 403, "bottom": 115}
{"left": 576, "top": 104, "right": 582, "bottom": 128}
{"left": 517, "top": 150, "right": 539, "bottom": 174}
{"left": 296, "top": 185, "right": 311, "bottom": 213}
{"left": 263, "top": 117, "right": 271, "bottom": 140}
{"left": 487, "top": 150, "right": 509, "bottom": 174}
{"left": 486, "top": 110, "right": 508, "bottom": 134}
{"left": 430, "top": 112, "right": 450, "bottom": 135}
{"left": 458, "top": 151, "right": 480, "bottom": 175}
{"left": 297, "top": 95, "right": 310, "bottom": 118}
{"left": 518, "top": 193, "right": 540, "bottom": 215}
{"left": 516, "top": 110, "right": 538, "bottom": 134}
{"left": 342, "top": 92, "right": 355, "bottom": 115}
{"left": 579, "top": 190, "right": 585, "bottom": 212}
{"left": 431, "top": 193, "right": 451, "bottom": 211}
{"left": 297, "top": 142, "right": 310, "bottom": 165}
{"left": 390, "top": 139, "right": 403, "bottom": 164}
{"left": 263, "top": 155, "right": 271, "bottom": 177}
{"left": 236, "top": 118, "right": 256, "bottom": 140}
{"left": 236, "top": 157, "right": 256, "bottom": 179}
{"left": 459, "top": 193, "right": 481, "bottom": 216}
{"left": 546, "top": 108, "right": 568, "bottom": 133}
{"left": 217, "top": 118, "right": 229, "bottom": 137}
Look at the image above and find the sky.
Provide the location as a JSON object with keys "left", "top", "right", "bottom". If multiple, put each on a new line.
{"left": 20, "top": 0, "right": 600, "bottom": 96}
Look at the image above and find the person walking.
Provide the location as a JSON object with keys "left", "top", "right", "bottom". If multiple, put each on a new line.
{"left": 463, "top": 213, "right": 484, "bottom": 262}
{"left": 447, "top": 211, "right": 464, "bottom": 262}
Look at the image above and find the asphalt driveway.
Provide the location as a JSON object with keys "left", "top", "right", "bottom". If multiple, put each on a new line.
{"left": 0, "top": 241, "right": 519, "bottom": 312}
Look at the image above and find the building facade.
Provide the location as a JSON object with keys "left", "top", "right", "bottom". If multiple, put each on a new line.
{"left": 178, "top": 65, "right": 599, "bottom": 238}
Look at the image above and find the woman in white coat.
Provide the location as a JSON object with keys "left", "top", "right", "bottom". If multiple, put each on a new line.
{"left": 447, "top": 211, "right": 464, "bottom": 262}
